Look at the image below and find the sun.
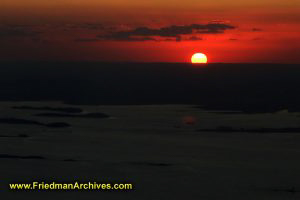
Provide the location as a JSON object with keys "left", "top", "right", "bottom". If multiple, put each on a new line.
{"left": 191, "top": 53, "right": 208, "bottom": 64}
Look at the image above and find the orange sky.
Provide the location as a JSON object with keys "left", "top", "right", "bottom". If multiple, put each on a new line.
{"left": 0, "top": 0, "right": 299, "bottom": 63}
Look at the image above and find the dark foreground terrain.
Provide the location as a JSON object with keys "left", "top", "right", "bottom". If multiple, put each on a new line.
{"left": 0, "top": 102, "right": 300, "bottom": 200}
{"left": 1, "top": 62, "right": 300, "bottom": 200}
{"left": 0, "top": 62, "right": 300, "bottom": 112}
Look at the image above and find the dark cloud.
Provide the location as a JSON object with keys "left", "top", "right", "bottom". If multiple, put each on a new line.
{"left": 75, "top": 36, "right": 157, "bottom": 42}
{"left": 115, "top": 36, "right": 157, "bottom": 41}
{"left": 99, "top": 23, "right": 235, "bottom": 41}
{"left": 0, "top": 23, "right": 235, "bottom": 43}
{"left": 176, "top": 36, "right": 182, "bottom": 42}
{"left": 0, "top": 25, "right": 41, "bottom": 38}
{"left": 188, "top": 36, "right": 203, "bottom": 41}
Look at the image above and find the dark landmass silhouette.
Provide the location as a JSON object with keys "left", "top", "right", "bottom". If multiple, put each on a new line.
{"left": 62, "top": 159, "right": 78, "bottom": 162}
{"left": 12, "top": 105, "right": 83, "bottom": 113}
{"left": 128, "top": 161, "right": 173, "bottom": 167}
{"left": 0, "top": 154, "right": 78, "bottom": 162}
{"left": 47, "top": 122, "right": 71, "bottom": 128}
{"left": 0, "top": 118, "right": 70, "bottom": 128}
{"left": 0, "top": 154, "right": 45, "bottom": 160}
{"left": 1, "top": 62, "right": 300, "bottom": 113}
{"left": 198, "top": 110, "right": 244, "bottom": 114}
{"left": 35, "top": 112, "right": 110, "bottom": 118}
{"left": 258, "top": 186, "right": 299, "bottom": 194}
{"left": 0, "top": 118, "right": 44, "bottom": 126}
{"left": 198, "top": 126, "right": 300, "bottom": 133}
{"left": 0, "top": 134, "right": 29, "bottom": 138}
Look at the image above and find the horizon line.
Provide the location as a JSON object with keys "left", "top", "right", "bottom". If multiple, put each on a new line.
{"left": 0, "top": 61, "right": 299, "bottom": 65}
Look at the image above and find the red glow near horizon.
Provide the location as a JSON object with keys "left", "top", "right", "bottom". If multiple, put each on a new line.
{"left": 0, "top": 0, "right": 299, "bottom": 63}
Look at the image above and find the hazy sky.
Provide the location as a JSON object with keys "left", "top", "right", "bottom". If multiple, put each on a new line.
{"left": 0, "top": 0, "right": 299, "bottom": 63}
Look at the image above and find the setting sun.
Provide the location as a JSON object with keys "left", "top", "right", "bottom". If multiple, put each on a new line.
{"left": 191, "top": 53, "right": 208, "bottom": 64}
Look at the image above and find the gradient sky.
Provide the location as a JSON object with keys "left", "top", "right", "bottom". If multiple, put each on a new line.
{"left": 0, "top": 0, "right": 299, "bottom": 63}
